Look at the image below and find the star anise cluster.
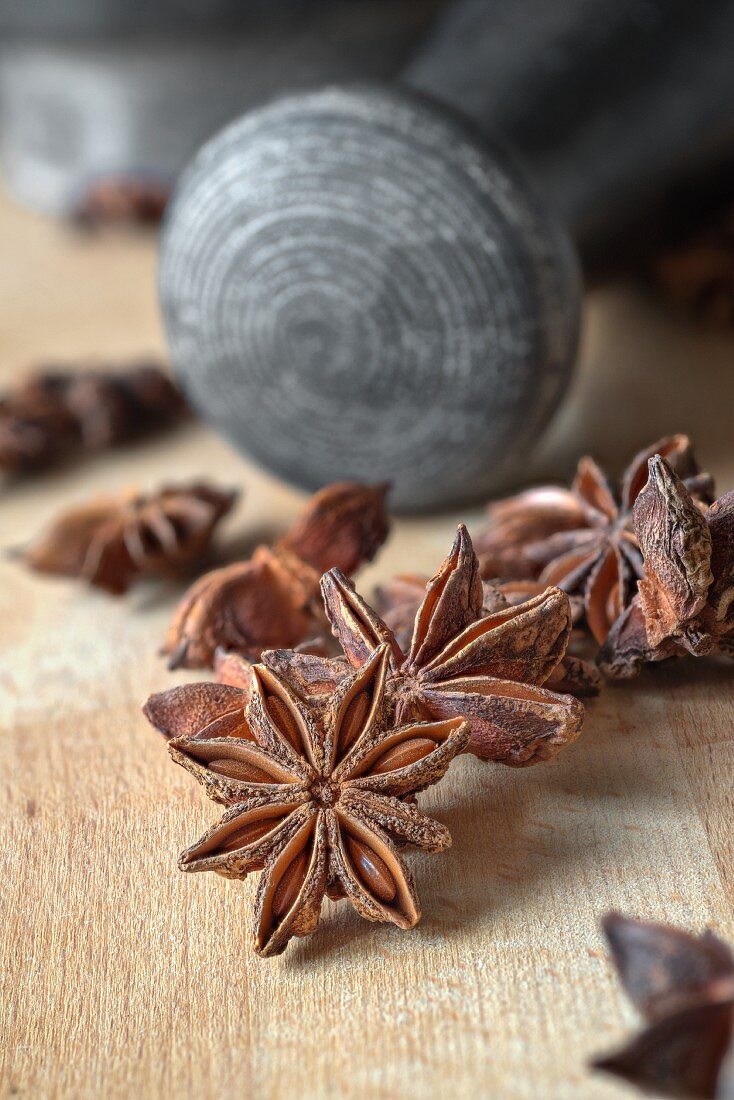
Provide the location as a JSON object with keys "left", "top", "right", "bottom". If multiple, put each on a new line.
{"left": 146, "top": 645, "right": 468, "bottom": 957}
{"left": 163, "top": 481, "right": 389, "bottom": 670}
{"left": 0, "top": 362, "right": 188, "bottom": 476}
{"left": 600, "top": 456, "right": 734, "bottom": 679}
{"left": 24, "top": 483, "right": 236, "bottom": 595}
{"left": 145, "top": 523, "right": 587, "bottom": 955}
{"left": 474, "top": 436, "right": 713, "bottom": 647}
{"left": 593, "top": 913, "right": 734, "bottom": 1098}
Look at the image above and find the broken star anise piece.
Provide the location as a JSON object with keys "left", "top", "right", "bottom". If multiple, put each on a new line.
{"left": 322, "top": 525, "right": 585, "bottom": 767}
{"left": 593, "top": 912, "right": 734, "bottom": 1099}
{"left": 23, "top": 482, "right": 237, "bottom": 595}
{"left": 600, "top": 456, "right": 734, "bottom": 678}
{"left": 156, "top": 644, "right": 468, "bottom": 957}
{"left": 163, "top": 482, "right": 390, "bottom": 670}
{"left": 474, "top": 436, "right": 713, "bottom": 645}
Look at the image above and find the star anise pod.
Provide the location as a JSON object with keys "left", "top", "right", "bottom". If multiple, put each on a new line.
{"left": 23, "top": 483, "right": 237, "bottom": 595}
{"left": 593, "top": 913, "right": 734, "bottom": 1098}
{"left": 1, "top": 362, "right": 188, "bottom": 476}
{"left": 600, "top": 456, "right": 734, "bottom": 678}
{"left": 376, "top": 573, "right": 598, "bottom": 697}
{"left": 146, "top": 645, "right": 468, "bottom": 957}
{"left": 474, "top": 436, "right": 713, "bottom": 645}
{"left": 163, "top": 482, "right": 389, "bottom": 670}
{"left": 72, "top": 176, "right": 171, "bottom": 229}
{"left": 320, "top": 525, "right": 585, "bottom": 766}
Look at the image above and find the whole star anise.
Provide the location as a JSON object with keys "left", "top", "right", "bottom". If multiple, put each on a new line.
{"left": 72, "top": 176, "right": 171, "bottom": 229}
{"left": 474, "top": 436, "right": 713, "bottom": 645}
{"left": 0, "top": 362, "right": 188, "bottom": 476}
{"left": 593, "top": 913, "right": 734, "bottom": 1099}
{"left": 23, "top": 483, "right": 236, "bottom": 595}
{"left": 163, "top": 482, "right": 389, "bottom": 670}
{"left": 600, "top": 456, "right": 734, "bottom": 678}
{"left": 320, "top": 525, "right": 585, "bottom": 766}
{"left": 147, "top": 645, "right": 468, "bottom": 957}
{"left": 375, "top": 573, "right": 597, "bottom": 697}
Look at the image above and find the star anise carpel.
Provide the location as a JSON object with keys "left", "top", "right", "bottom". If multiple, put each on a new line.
{"left": 474, "top": 436, "right": 713, "bottom": 646}
{"left": 600, "top": 456, "right": 734, "bottom": 678}
{"left": 321, "top": 525, "right": 585, "bottom": 767}
{"left": 163, "top": 481, "right": 389, "bottom": 670}
{"left": 23, "top": 482, "right": 236, "bottom": 595}
{"left": 150, "top": 645, "right": 468, "bottom": 957}
{"left": 593, "top": 913, "right": 734, "bottom": 1099}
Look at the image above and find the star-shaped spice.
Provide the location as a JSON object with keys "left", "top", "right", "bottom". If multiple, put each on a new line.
{"left": 23, "top": 483, "right": 236, "bottom": 595}
{"left": 163, "top": 481, "right": 389, "bottom": 670}
{"left": 320, "top": 525, "right": 585, "bottom": 766}
{"left": 147, "top": 645, "right": 468, "bottom": 957}
{"left": 600, "top": 456, "right": 734, "bottom": 678}
{"left": 593, "top": 913, "right": 734, "bottom": 1099}
{"left": 375, "top": 573, "right": 598, "bottom": 697}
{"left": 0, "top": 362, "right": 188, "bottom": 476}
{"left": 474, "top": 436, "right": 713, "bottom": 645}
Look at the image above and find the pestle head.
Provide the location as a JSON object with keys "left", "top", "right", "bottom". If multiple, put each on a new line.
{"left": 159, "top": 85, "right": 580, "bottom": 510}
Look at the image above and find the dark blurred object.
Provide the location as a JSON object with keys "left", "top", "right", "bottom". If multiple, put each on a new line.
{"left": 593, "top": 912, "right": 734, "bottom": 1099}
{"left": 648, "top": 202, "right": 734, "bottom": 327}
{"left": 0, "top": 1, "right": 441, "bottom": 216}
{"left": 407, "top": 0, "right": 734, "bottom": 273}
{"left": 160, "top": 0, "right": 734, "bottom": 512}
{"left": 72, "top": 176, "right": 171, "bottom": 230}
{"left": 0, "top": 362, "right": 188, "bottom": 477}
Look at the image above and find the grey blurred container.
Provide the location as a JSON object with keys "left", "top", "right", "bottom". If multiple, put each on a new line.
{"left": 0, "top": 0, "right": 440, "bottom": 215}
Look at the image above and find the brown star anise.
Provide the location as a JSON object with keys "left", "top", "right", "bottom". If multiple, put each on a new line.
{"left": 147, "top": 645, "right": 468, "bottom": 957}
{"left": 23, "top": 483, "right": 236, "bottom": 595}
{"left": 72, "top": 176, "right": 171, "bottom": 229}
{"left": 0, "top": 362, "right": 188, "bottom": 476}
{"left": 474, "top": 436, "right": 713, "bottom": 645}
{"left": 163, "top": 482, "right": 389, "bottom": 670}
{"left": 600, "top": 456, "right": 734, "bottom": 678}
{"left": 593, "top": 913, "right": 734, "bottom": 1099}
{"left": 320, "top": 525, "right": 585, "bottom": 766}
{"left": 375, "top": 573, "right": 597, "bottom": 697}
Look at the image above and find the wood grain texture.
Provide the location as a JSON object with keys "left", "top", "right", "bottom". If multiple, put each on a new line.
{"left": 1, "top": 192, "right": 734, "bottom": 1099}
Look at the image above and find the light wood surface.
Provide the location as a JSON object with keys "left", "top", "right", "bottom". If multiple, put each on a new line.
{"left": 1, "top": 191, "right": 733, "bottom": 1100}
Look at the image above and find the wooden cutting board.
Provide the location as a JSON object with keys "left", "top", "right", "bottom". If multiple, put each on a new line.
{"left": 1, "top": 191, "right": 733, "bottom": 1100}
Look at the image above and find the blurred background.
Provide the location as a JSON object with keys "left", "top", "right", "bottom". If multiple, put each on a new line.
{"left": 2, "top": 0, "right": 734, "bottom": 517}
